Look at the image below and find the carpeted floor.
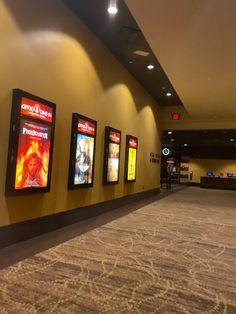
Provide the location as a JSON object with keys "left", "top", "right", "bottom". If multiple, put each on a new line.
{"left": 0, "top": 187, "right": 235, "bottom": 313}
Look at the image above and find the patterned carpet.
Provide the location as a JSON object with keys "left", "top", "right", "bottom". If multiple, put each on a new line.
{"left": 0, "top": 187, "right": 236, "bottom": 313}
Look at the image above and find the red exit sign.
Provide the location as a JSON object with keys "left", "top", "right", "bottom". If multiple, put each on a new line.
{"left": 172, "top": 113, "right": 180, "bottom": 120}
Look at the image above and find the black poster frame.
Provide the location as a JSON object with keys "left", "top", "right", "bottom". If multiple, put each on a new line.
{"left": 68, "top": 113, "right": 97, "bottom": 189}
{"left": 5, "top": 89, "right": 56, "bottom": 196}
{"left": 103, "top": 126, "right": 121, "bottom": 185}
{"left": 124, "top": 135, "right": 138, "bottom": 183}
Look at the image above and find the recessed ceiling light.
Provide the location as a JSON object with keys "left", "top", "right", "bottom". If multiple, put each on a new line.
{"left": 166, "top": 92, "right": 172, "bottom": 97}
{"left": 184, "top": 143, "right": 188, "bottom": 146}
{"left": 230, "top": 138, "right": 234, "bottom": 142}
{"left": 108, "top": 0, "right": 118, "bottom": 15}
{"left": 108, "top": 6, "right": 118, "bottom": 14}
{"left": 170, "top": 139, "right": 174, "bottom": 142}
{"left": 133, "top": 50, "right": 150, "bottom": 57}
{"left": 147, "top": 64, "right": 154, "bottom": 70}
{"left": 168, "top": 131, "right": 172, "bottom": 135}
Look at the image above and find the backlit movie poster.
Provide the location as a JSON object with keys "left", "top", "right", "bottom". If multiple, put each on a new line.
{"left": 75, "top": 134, "right": 94, "bottom": 185}
{"left": 5, "top": 89, "right": 56, "bottom": 195}
{"left": 103, "top": 127, "right": 121, "bottom": 185}
{"left": 125, "top": 135, "right": 138, "bottom": 182}
{"left": 68, "top": 114, "right": 97, "bottom": 189}
{"left": 15, "top": 119, "right": 51, "bottom": 189}
{"left": 127, "top": 147, "right": 136, "bottom": 181}
{"left": 107, "top": 142, "right": 120, "bottom": 182}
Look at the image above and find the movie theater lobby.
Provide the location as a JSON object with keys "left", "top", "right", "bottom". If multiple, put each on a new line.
{"left": 0, "top": 0, "right": 235, "bottom": 313}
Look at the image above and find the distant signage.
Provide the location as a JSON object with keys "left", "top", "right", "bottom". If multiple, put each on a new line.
{"left": 78, "top": 119, "right": 95, "bottom": 136}
{"left": 149, "top": 152, "right": 160, "bottom": 164}
{"left": 21, "top": 97, "right": 53, "bottom": 122}
{"left": 172, "top": 113, "right": 180, "bottom": 121}
{"left": 162, "top": 148, "right": 170, "bottom": 156}
{"left": 109, "top": 131, "right": 121, "bottom": 143}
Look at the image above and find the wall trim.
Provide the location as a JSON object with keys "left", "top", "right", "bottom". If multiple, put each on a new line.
{"left": 0, "top": 188, "right": 160, "bottom": 249}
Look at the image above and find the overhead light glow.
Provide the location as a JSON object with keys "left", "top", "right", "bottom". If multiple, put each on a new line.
{"left": 184, "top": 143, "right": 188, "bottom": 147}
{"left": 230, "top": 138, "right": 234, "bottom": 142}
{"left": 108, "top": 6, "right": 118, "bottom": 14}
{"left": 166, "top": 92, "right": 172, "bottom": 97}
{"left": 170, "top": 139, "right": 174, "bottom": 142}
{"left": 168, "top": 131, "right": 172, "bottom": 135}
{"left": 108, "top": 0, "right": 118, "bottom": 15}
{"left": 147, "top": 64, "right": 154, "bottom": 70}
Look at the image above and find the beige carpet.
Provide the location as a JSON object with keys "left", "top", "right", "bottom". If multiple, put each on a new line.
{"left": 0, "top": 187, "right": 235, "bottom": 313}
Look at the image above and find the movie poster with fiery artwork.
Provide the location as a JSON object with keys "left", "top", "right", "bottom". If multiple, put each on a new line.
{"left": 15, "top": 119, "right": 51, "bottom": 189}
{"left": 103, "top": 127, "right": 121, "bottom": 185}
{"left": 5, "top": 89, "right": 56, "bottom": 195}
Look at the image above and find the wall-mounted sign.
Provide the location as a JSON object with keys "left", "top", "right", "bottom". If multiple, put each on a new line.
{"left": 103, "top": 126, "right": 121, "bottom": 185}
{"left": 150, "top": 152, "right": 160, "bottom": 163}
{"left": 5, "top": 89, "right": 56, "bottom": 195}
{"left": 162, "top": 148, "right": 171, "bottom": 156}
{"left": 68, "top": 113, "right": 97, "bottom": 189}
{"left": 125, "top": 135, "right": 138, "bottom": 182}
{"left": 172, "top": 113, "right": 180, "bottom": 121}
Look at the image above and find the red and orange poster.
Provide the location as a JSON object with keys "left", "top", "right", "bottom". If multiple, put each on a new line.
{"left": 15, "top": 119, "right": 51, "bottom": 189}
{"left": 5, "top": 89, "right": 56, "bottom": 195}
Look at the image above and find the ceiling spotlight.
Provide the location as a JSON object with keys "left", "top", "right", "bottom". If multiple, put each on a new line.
{"left": 166, "top": 92, "right": 172, "bottom": 97}
{"left": 230, "top": 138, "right": 234, "bottom": 142}
{"left": 168, "top": 131, "right": 173, "bottom": 135}
{"left": 108, "top": 0, "right": 118, "bottom": 15}
{"left": 147, "top": 64, "right": 154, "bottom": 70}
{"left": 184, "top": 143, "right": 188, "bottom": 147}
{"left": 170, "top": 139, "right": 174, "bottom": 142}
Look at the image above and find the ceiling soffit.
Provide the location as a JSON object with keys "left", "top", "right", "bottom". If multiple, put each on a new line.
{"left": 125, "top": 0, "right": 236, "bottom": 119}
{"left": 65, "top": 0, "right": 183, "bottom": 107}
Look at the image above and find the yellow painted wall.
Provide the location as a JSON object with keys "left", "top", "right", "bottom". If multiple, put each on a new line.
{"left": 189, "top": 159, "right": 236, "bottom": 183}
{"left": 160, "top": 106, "right": 236, "bottom": 130}
{"left": 0, "top": 0, "right": 161, "bottom": 227}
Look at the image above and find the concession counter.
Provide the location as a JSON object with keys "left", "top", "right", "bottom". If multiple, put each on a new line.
{"left": 200, "top": 176, "right": 236, "bottom": 190}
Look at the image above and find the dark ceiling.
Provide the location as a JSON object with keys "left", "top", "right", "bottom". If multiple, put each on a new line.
{"left": 162, "top": 130, "right": 236, "bottom": 159}
{"left": 65, "top": 0, "right": 183, "bottom": 107}
{"left": 163, "top": 130, "right": 236, "bottom": 148}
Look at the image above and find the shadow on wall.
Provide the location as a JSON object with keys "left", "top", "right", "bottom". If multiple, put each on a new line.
{"left": 2, "top": 0, "right": 160, "bottom": 225}
{"left": 2, "top": 0, "right": 157, "bottom": 114}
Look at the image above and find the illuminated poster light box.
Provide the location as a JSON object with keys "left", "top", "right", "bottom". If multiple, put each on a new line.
{"left": 68, "top": 113, "right": 97, "bottom": 189}
{"left": 172, "top": 113, "right": 180, "bottom": 121}
{"left": 124, "top": 135, "right": 138, "bottom": 182}
{"left": 103, "top": 126, "right": 121, "bottom": 185}
{"left": 5, "top": 89, "right": 56, "bottom": 195}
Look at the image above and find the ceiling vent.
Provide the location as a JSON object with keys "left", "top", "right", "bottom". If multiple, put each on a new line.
{"left": 133, "top": 50, "right": 150, "bottom": 57}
